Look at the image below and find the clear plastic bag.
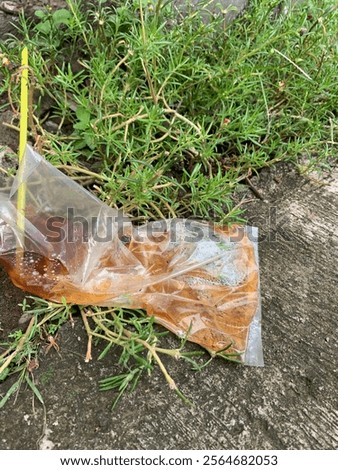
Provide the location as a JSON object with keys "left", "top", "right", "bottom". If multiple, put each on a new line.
{"left": 0, "top": 145, "right": 263, "bottom": 365}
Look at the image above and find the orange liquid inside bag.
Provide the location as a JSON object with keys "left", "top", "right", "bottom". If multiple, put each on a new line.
{"left": 0, "top": 222, "right": 259, "bottom": 358}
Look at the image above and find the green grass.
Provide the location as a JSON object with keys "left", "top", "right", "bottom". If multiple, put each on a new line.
{"left": 0, "top": 0, "right": 337, "bottom": 407}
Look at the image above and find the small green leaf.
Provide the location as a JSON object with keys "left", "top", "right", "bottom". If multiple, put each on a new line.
{"left": 73, "top": 123, "right": 87, "bottom": 131}
{"left": 84, "top": 133, "right": 96, "bottom": 150}
{"left": 75, "top": 106, "right": 91, "bottom": 125}
{"left": 0, "top": 380, "right": 20, "bottom": 409}
{"left": 35, "top": 21, "right": 52, "bottom": 34}
{"left": 98, "top": 342, "right": 113, "bottom": 360}
{"left": 34, "top": 10, "right": 46, "bottom": 19}
{"left": 26, "top": 375, "right": 44, "bottom": 404}
{"left": 52, "top": 9, "right": 72, "bottom": 26}
{"left": 73, "top": 139, "right": 88, "bottom": 150}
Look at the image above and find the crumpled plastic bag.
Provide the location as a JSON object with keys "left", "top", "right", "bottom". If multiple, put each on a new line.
{"left": 0, "top": 145, "right": 263, "bottom": 365}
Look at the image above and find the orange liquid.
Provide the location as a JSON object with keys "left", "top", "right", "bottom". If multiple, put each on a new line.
{"left": 0, "top": 251, "right": 68, "bottom": 300}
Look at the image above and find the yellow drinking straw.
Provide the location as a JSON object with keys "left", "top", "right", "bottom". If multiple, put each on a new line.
{"left": 16, "top": 47, "right": 29, "bottom": 252}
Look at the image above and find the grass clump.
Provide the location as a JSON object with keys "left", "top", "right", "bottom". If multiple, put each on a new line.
{"left": 0, "top": 0, "right": 337, "bottom": 407}
{"left": 2, "top": 0, "right": 337, "bottom": 220}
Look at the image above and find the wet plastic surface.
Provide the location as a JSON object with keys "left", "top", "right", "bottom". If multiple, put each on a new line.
{"left": 0, "top": 146, "right": 263, "bottom": 364}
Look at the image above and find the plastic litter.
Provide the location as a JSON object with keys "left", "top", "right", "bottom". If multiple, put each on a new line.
{"left": 0, "top": 145, "right": 263, "bottom": 365}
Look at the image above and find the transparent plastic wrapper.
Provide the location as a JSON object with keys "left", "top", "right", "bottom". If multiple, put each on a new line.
{"left": 0, "top": 146, "right": 263, "bottom": 365}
